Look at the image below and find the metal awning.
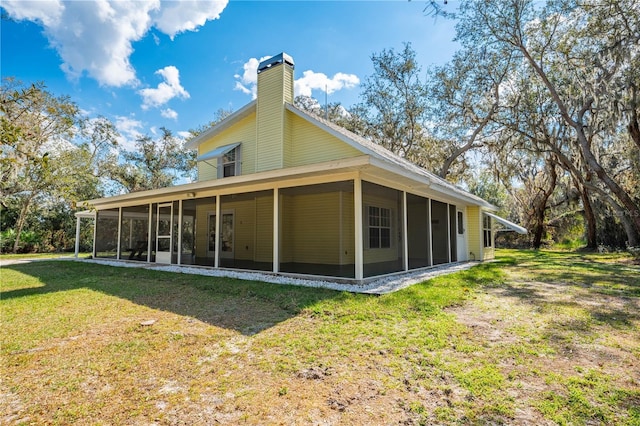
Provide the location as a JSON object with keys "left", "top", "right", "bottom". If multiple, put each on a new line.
{"left": 197, "top": 142, "right": 240, "bottom": 162}
{"left": 484, "top": 212, "right": 527, "bottom": 234}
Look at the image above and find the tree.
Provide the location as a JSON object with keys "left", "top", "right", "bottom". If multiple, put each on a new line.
{"left": 188, "top": 108, "right": 234, "bottom": 138}
{"left": 451, "top": 0, "right": 640, "bottom": 247}
{"left": 109, "top": 127, "right": 196, "bottom": 192}
{"left": 1, "top": 79, "right": 80, "bottom": 252}
{"left": 355, "top": 43, "right": 430, "bottom": 159}
{"left": 426, "top": 47, "right": 514, "bottom": 179}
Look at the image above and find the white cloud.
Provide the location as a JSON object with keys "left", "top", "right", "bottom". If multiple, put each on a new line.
{"left": 234, "top": 56, "right": 271, "bottom": 99}
{"left": 1, "top": 0, "right": 64, "bottom": 27}
{"left": 2, "top": 0, "right": 228, "bottom": 87}
{"left": 295, "top": 71, "right": 360, "bottom": 97}
{"left": 234, "top": 56, "right": 360, "bottom": 99}
{"left": 161, "top": 108, "right": 178, "bottom": 120}
{"left": 114, "top": 115, "right": 143, "bottom": 150}
{"left": 153, "top": 0, "right": 227, "bottom": 40}
{"left": 139, "top": 66, "right": 190, "bottom": 109}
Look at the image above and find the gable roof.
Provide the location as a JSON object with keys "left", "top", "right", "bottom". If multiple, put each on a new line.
{"left": 185, "top": 98, "right": 495, "bottom": 210}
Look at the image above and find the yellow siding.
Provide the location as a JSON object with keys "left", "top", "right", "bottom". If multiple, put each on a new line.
{"left": 280, "top": 191, "right": 354, "bottom": 265}
{"left": 197, "top": 113, "right": 256, "bottom": 181}
{"left": 254, "top": 194, "right": 274, "bottom": 262}
{"left": 220, "top": 199, "right": 254, "bottom": 261}
{"left": 467, "top": 206, "right": 481, "bottom": 262}
{"left": 483, "top": 246, "right": 495, "bottom": 261}
{"left": 286, "top": 112, "right": 362, "bottom": 168}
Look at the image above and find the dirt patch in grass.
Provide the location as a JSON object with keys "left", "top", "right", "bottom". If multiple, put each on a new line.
{"left": 448, "top": 258, "right": 640, "bottom": 425}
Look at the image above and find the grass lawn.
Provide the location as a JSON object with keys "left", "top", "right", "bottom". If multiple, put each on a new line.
{"left": 0, "top": 252, "right": 92, "bottom": 260}
{"left": 1, "top": 250, "right": 638, "bottom": 425}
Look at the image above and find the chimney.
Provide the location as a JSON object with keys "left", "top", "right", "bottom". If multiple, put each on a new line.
{"left": 256, "top": 53, "right": 295, "bottom": 172}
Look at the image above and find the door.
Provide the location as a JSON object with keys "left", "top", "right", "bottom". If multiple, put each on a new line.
{"left": 156, "top": 203, "right": 173, "bottom": 264}
{"left": 207, "top": 210, "right": 234, "bottom": 260}
{"left": 456, "top": 208, "right": 468, "bottom": 261}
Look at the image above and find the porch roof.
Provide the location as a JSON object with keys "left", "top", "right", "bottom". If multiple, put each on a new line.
{"left": 81, "top": 154, "right": 496, "bottom": 211}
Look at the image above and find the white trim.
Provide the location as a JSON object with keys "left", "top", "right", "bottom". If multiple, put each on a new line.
{"left": 428, "top": 199, "right": 433, "bottom": 267}
{"left": 116, "top": 207, "right": 122, "bottom": 260}
{"left": 146, "top": 204, "right": 153, "bottom": 262}
{"left": 273, "top": 188, "right": 279, "bottom": 273}
{"left": 74, "top": 216, "right": 81, "bottom": 258}
{"left": 214, "top": 195, "right": 220, "bottom": 268}
{"left": 446, "top": 204, "right": 451, "bottom": 264}
{"left": 156, "top": 203, "right": 173, "bottom": 264}
{"left": 354, "top": 177, "right": 363, "bottom": 280}
{"left": 402, "top": 191, "right": 408, "bottom": 271}
{"left": 177, "top": 199, "right": 183, "bottom": 265}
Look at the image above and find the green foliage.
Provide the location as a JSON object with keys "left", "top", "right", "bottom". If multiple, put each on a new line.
{"left": 108, "top": 127, "right": 196, "bottom": 192}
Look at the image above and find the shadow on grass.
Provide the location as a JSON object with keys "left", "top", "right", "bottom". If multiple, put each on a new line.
{"left": 2, "top": 261, "right": 347, "bottom": 336}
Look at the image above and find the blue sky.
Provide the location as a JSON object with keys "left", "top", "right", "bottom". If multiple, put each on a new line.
{"left": 1, "top": 0, "right": 459, "bottom": 148}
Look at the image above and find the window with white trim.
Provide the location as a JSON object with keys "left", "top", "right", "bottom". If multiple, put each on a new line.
{"left": 368, "top": 206, "right": 391, "bottom": 249}
{"left": 218, "top": 146, "right": 241, "bottom": 178}
{"left": 483, "top": 215, "right": 492, "bottom": 247}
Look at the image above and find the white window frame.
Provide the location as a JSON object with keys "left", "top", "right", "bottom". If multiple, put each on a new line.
{"left": 483, "top": 214, "right": 493, "bottom": 248}
{"left": 218, "top": 145, "right": 241, "bottom": 178}
{"left": 367, "top": 205, "right": 392, "bottom": 249}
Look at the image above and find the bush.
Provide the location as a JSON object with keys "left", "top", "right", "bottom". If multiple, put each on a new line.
{"left": 0, "top": 228, "right": 44, "bottom": 253}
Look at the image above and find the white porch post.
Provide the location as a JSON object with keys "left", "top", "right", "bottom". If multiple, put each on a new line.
{"left": 116, "top": 207, "right": 122, "bottom": 260}
{"left": 147, "top": 204, "right": 153, "bottom": 262}
{"left": 402, "top": 191, "right": 408, "bottom": 271}
{"left": 74, "top": 215, "right": 81, "bottom": 258}
{"left": 447, "top": 204, "right": 451, "bottom": 263}
{"left": 92, "top": 212, "right": 98, "bottom": 258}
{"left": 273, "top": 188, "right": 279, "bottom": 273}
{"left": 428, "top": 199, "right": 433, "bottom": 266}
{"left": 177, "top": 199, "right": 183, "bottom": 265}
{"left": 214, "top": 194, "right": 221, "bottom": 268}
{"left": 354, "top": 177, "right": 363, "bottom": 281}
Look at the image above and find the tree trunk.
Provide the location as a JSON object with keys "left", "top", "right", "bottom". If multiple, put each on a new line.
{"left": 578, "top": 183, "right": 598, "bottom": 249}
{"left": 531, "top": 159, "right": 558, "bottom": 249}
{"left": 12, "top": 195, "right": 34, "bottom": 253}
{"left": 584, "top": 182, "right": 640, "bottom": 247}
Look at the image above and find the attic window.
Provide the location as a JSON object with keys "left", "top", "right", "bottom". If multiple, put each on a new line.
{"left": 220, "top": 146, "right": 239, "bottom": 178}
{"left": 196, "top": 142, "right": 241, "bottom": 179}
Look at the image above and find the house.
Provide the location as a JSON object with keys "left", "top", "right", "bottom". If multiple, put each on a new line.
{"left": 78, "top": 53, "right": 526, "bottom": 283}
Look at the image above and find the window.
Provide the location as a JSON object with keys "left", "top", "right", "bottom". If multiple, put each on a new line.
{"left": 217, "top": 145, "right": 241, "bottom": 178}
{"left": 368, "top": 206, "right": 391, "bottom": 249}
{"left": 457, "top": 211, "right": 464, "bottom": 234}
{"left": 483, "top": 215, "right": 492, "bottom": 247}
